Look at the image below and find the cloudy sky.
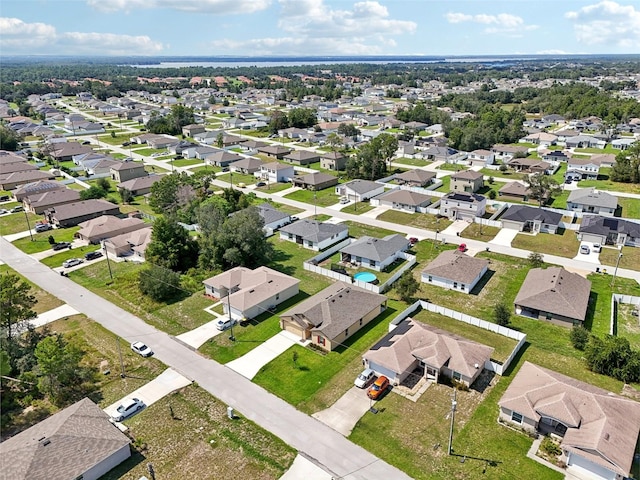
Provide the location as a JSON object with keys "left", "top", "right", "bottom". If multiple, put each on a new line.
{"left": 1, "top": 0, "right": 640, "bottom": 57}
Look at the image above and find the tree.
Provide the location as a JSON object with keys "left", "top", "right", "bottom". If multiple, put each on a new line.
{"left": 118, "top": 187, "right": 133, "bottom": 204}
{"left": 610, "top": 143, "right": 640, "bottom": 184}
{"left": 96, "top": 177, "right": 111, "bottom": 191}
{"left": 79, "top": 185, "right": 107, "bottom": 200}
{"left": 374, "top": 133, "right": 399, "bottom": 171}
{"left": 338, "top": 123, "right": 359, "bottom": 140}
{"left": 145, "top": 216, "right": 199, "bottom": 272}
{"left": 268, "top": 110, "right": 289, "bottom": 134}
{"left": 0, "top": 125, "right": 22, "bottom": 151}
{"left": 1, "top": 273, "right": 37, "bottom": 340}
{"left": 494, "top": 303, "right": 511, "bottom": 326}
{"left": 139, "top": 264, "right": 182, "bottom": 302}
{"left": 570, "top": 325, "right": 590, "bottom": 351}
{"left": 326, "top": 132, "right": 342, "bottom": 152}
{"left": 149, "top": 172, "right": 195, "bottom": 214}
{"left": 528, "top": 252, "right": 544, "bottom": 268}
{"left": 585, "top": 335, "right": 639, "bottom": 383}
{"left": 525, "top": 173, "right": 562, "bottom": 207}
{"left": 216, "top": 132, "right": 224, "bottom": 149}
{"left": 287, "top": 107, "right": 317, "bottom": 128}
{"left": 395, "top": 271, "right": 419, "bottom": 302}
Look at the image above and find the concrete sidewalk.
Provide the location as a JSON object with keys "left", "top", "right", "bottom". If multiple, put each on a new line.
{"left": 226, "top": 330, "right": 302, "bottom": 380}
{"left": 103, "top": 368, "right": 191, "bottom": 420}
{"left": 280, "top": 454, "right": 333, "bottom": 480}
{"left": 31, "top": 304, "right": 80, "bottom": 328}
{"left": 312, "top": 386, "right": 373, "bottom": 436}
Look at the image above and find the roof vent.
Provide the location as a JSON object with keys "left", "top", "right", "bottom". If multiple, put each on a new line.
{"left": 550, "top": 289, "right": 556, "bottom": 293}
{"left": 604, "top": 433, "right": 610, "bottom": 441}
{"left": 249, "top": 289, "right": 255, "bottom": 293}
{"left": 41, "top": 439, "right": 51, "bottom": 446}
{"left": 474, "top": 363, "right": 479, "bottom": 369}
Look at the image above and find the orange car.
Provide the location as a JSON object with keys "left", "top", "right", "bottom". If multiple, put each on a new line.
{"left": 367, "top": 375, "right": 389, "bottom": 400}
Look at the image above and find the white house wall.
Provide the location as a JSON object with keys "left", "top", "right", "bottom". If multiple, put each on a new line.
{"left": 81, "top": 444, "right": 131, "bottom": 480}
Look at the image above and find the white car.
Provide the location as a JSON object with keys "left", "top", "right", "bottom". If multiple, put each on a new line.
{"left": 62, "top": 258, "right": 83, "bottom": 268}
{"left": 216, "top": 318, "right": 237, "bottom": 331}
{"left": 340, "top": 197, "right": 350, "bottom": 204}
{"left": 131, "top": 341, "right": 153, "bottom": 357}
{"left": 579, "top": 245, "right": 590, "bottom": 255}
{"left": 112, "top": 397, "right": 145, "bottom": 422}
{"left": 592, "top": 243, "right": 602, "bottom": 253}
{"left": 354, "top": 368, "right": 375, "bottom": 388}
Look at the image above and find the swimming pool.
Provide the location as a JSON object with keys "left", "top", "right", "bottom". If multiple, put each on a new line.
{"left": 353, "top": 272, "right": 377, "bottom": 283}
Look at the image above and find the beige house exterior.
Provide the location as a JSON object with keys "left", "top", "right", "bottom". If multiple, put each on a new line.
{"left": 280, "top": 282, "right": 387, "bottom": 351}
{"left": 450, "top": 170, "right": 483, "bottom": 193}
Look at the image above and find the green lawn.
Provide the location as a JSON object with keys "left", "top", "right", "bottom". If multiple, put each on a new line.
{"left": 574, "top": 146, "right": 617, "bottom": 154}
{"left": 40, "top": 244, "right": 102, "bottom": 268}
{"left": 437, "top": 163, "right": 465, "bottom": 172}
{"left": 577, "top": 177, "right": 640, "bottom": 194}
{"left": 285, "top": 188, "right": 339, "bottom": 207}
{"left": 253, "top": 301, "right": 401, "bottom": 409}
{"left": 618, "top": 197, "right": 640, "bottom": 219}
{"left": 255, "top": 182, "right": 293, "bottom": 193}
{"left": 394, "top": 157, "right": 429, "bottom": 167}
{"left": 0, "top": 211, "right": 43, "bottom": 236}
{"left": 376, "top": 210, "right": 453, "bottom": 232}
{"left": 339, "top": 202, "right": 376, "bottom": 214}
{"left": 511, "top": 228, "right": 579, "bottom": 258}
{"left": 598, "top": 245, "right": 640, "bottom": 271}
{"left": 587, "top": 273, "right": 640, "bottom": 337}
{"left": 12, "top": 227, "right": 80, "bottom": 254}
{"left": 617, "top": 302, "right": 640, "bottom": 349}
{"left": 479, "top": 168, "right": 527, "bottom": 181}
{"left": 435, "top": 176, "right": 451, "bottom": 191}
{"left": 132, "top": 147, "right": 166, "bottom": 157}
{"left": 459, "top": 222, "right": 500, "bottom": 242}
{"left": 216, "top": 172, "right": 258, "bottom": 186}
{"left": 170, "top": 158, "right": 204, "bottom": 168}
{"left": 320, "top": 251, "right": 410, "bottom": 284}
{"left": 96, "top": 133, "right": 133, "bottom": 145}
{"left": 343, "top": 220, "right": 397, "bottom": 239}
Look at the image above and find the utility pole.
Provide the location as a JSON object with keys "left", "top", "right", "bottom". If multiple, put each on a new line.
{"left": 448, "top": 389, "right": 457, "bottom": 455}
{"left": 23, "top": 209, "right": 34, "bottom": 241}
{"left": 227, "top": 281, "right": 235, "bottom": 342}
{"left": 103, "top": 241, "right": 113, "bottom": 281}
{"left": 611, "top": 249, "right": 623, "bottom": 288}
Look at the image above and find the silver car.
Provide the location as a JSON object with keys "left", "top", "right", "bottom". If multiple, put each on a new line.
{"left": 112, "top": 398, "right": 145, "bottom": 422}
{"left": 354, "top": 368, "right": 375, "bottom": 388}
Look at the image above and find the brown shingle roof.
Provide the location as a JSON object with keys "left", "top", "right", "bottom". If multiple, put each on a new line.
{"left": 514, "top": 267, "right": 591, "bottom": 322}
{"left": 499, "top": 362, "right": 640, "bottom": 477}
{"left": 422, "top": 250, "right": 489, "bottom": 285}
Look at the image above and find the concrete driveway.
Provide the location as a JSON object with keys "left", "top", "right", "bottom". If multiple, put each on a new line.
{"left": 280, "top": 454, "right": 333, "bottom": 480}
{"left": 490, "top": 228, "right": 519, "bottom": 247}
{"left": 441, "top": 219, "right": 471, "bottom": 237}
{"left": 103, "top": 368, "right": 191, "bottom": 422}
{"left": 573, "top": 242, "right": 602, "bottom": 264}
{"left": 226, "top": 330, "right": 301, "bottom": 380}
{"left": 312, "top": 386, "right": 373, "bottom": 436}
{"left": 31, "top": 304, "right": 79, "bottom": 328}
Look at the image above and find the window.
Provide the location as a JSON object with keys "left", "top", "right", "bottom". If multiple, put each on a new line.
{"left": 453, "top": 282, "right": 458, "bottom": 289}
{"left": 428, "top": 276, "right": 432, "bottom": 282}
{"left": 345, "top": 328, "right": 349, "bottom": 337}
{"left": 452, "top": 371, "right": 462, "bottom": 381}
{"left": 511, "top": 411, "right": 523, "bottom": 424}
{"left": 359, "top": 318, "right": 363, "bottom": 326}
{"left": 317, "top": 336, "right": 325, "bottom": 346}
{"left": 275, "top": 294, "right": 279, "bottom": 300}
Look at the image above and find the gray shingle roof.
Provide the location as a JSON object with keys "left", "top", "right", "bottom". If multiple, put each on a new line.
{"left": 0, "top": 398, "right": 130, "bottom": 480}
{"left": 340, "top": 234, "right": 408, "bottom": 262}
{"left": 279, "top": 219, "right": 347, "bottom": 243}
{"left": 395, "top": 169, "right": 435, "bottom": 184}
{"left": 282, "top": 282, "right": 387, "bottom": 340}
{"left": 373, "top": 189, "right": 432, "bottom": 207}
{"left": 256, "top": 203, "right": 290, "bottom": 225}
{"left": 579, "top": 215, "right": 640, "bottom": 237}
{"left": 422, "top": 250, "right": 489, "bottom": 284}
{"left": 342, "top": 179, "right": 381, "bottom": 195}
{"left": 567, "top": 188, "right": 618, "bottom": 209}
{"left": 501, "top": 205, "right": 562, "bottom": 225}
{"left": 514, "top": 267, "right": 591, "bottom": 321}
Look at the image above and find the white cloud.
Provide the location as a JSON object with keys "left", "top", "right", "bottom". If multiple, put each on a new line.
{"left": 0, "top": 17, "right": 164, "bottom": 55}
{"left": 211, "top": 0, "right": 416, "bottom": 55}
{"left": 444, "top": 11, "right": 537, "bottom": 36}
{"left": 536, "top": 49, "right": 569, "bottom": 55}
{"left": 565, "top": 1, "right": 640, "bottom": 48}
{"left": 87, "top": 0, "right": 270, "bottom": 14}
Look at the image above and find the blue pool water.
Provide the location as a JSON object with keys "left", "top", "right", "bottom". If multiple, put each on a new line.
{"left": 353, "top": 272, "right": 377, "bottom": 283}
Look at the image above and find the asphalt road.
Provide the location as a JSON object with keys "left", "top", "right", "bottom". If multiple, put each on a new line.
{"left": 0, "top": 237, "right": 411, "bottom": 480}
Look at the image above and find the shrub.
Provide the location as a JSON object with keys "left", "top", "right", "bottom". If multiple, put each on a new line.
{"left": 540, "top": 436, "right": 562, "bottom": 457}
{"left": 528, "top": 252, "right": 544, "bottom": 268}
{"left": 570, "top": 325, "right": 589, "bottom": 350}
{"left": 138, "top": 264, "right": 182, "bottom": 302}
{"left": 488, "top": 190, "right": 497, "bottom": 200}
{"left": 494, "top": 303, "right": 511, "bottom": 327}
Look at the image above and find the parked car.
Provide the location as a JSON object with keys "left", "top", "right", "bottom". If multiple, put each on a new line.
{"left": 221, "top": 167, "right": 230, "bottom": 172}
{"left": 122, "top": 141, "right": 131, "bottom": 146}
{"left": 10, "top": 205, "right": 24, "bottom": 213}
{"left": 592, "top": 243, "right": 602, "bottom": 253}
{"left": 62, "top": 258, "right": 83, "bottom": 268}
{"left": 84, "top": 250, "right": 103, "bottom": 261}
{"left": 290, "top": 216, "right": 299, "bottom": 222}
{"left": 565, "top": 178, "right": 572, "bottom": 184}
{"left": 339, "top": 197, "right": 350, "bottom": 204}
{"left": 0, "top": 194, "right": 10, "bottom": 201}
{"left": 52, "top": 242, "right": 71, "bottom": 251}
{"left": 354, "top": 368, "right": 376, "bottom": 388}
{"left": 216, "top": 318, "right": 237, "bottom": 331}
{"left": 256, "top": 182, "right": 266, "bottom": 187}
{"left": 130, "top": 341, "right": 153, "bottom": 357}
{"left": 35, "top": 223, "right": 53, "bottom": 233}
{"left": 112, "top": 398, "right": 145, "bottom": 422}
{"left": 408, "top": 237, "right": 419, "bottom": 246}
{"left": 458, "top": 243, "right": 468, "bottom": 252}
{"left": 237, "top": 182, "right": 246, "bottom": 188}
{"left": 0, "top": 209, "right": 9, "bottom": 215}
{"left": 82, "top": 141, "right": 91, "bottom": 145}
{"left": 367, "top": 375, "right": 389, "bottom": 400}
{"left": 579, "top": 245, "right": 590, "bottom": 255}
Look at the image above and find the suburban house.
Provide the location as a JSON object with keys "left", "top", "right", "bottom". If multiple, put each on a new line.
{"left": 566, "top": 188, "right": 618, "bottom": 217}
{"left": 498, "top": 361, "right": 640, "bottom": 480}
{"left": 117, "top": 174, "right": 162, "bottom": 196}
{"left": 0, "top": 170, "right": 55, "bottom": 190}
{"left": 566, "top": 158, "right": 600, "bottom": 181}
{"left": 421, "top": 250, "right": 489, "bottom": 294}
{"left": 205, "top": 151, "right": 243, "bottom": 168}
{"left": 491, "top": 144, "right": 529, "bottom": 160}
{"left": 521, "top": 132, "right": 558, "bottom": 146}
{"left": 467, "top": 149, "right": 495, "bottom": 167}
{"left": 181, "top": 124, "right": 206, "bottom": 137}
{"left": 394, "top": 169, "right": 436, "bottom": 187}
{"left": 339, "top": 234, "right": 409, "bottom": 271}
{"left": 280, "top": 282, "right": 387, "bottom": 351}
{"left": 500, "top": 205, "right": 563, "bottom": 234}
{"left": 364, "top": 319, "right": 494, "bottom": 387}
{"left": 320, "top": 151, "right": 348, "bottom": 171}
{"left": 203, "top": 266, "right": 300, "bottom": 320}
{"left": 257, "top": 145, "right": 292, "bottom": 159}
{"left": 104, "top": 227, "right": 152, "bottom": 259}
{"left": 514, "top": 267, "right": 592, "bottom": 326}
{"left": 565, "top": 134, "right": 603, "bottom": 149}
{"left": 291, "top": 172, "right": 339, "bottom": 191}
{"left": 255, "top": 203, "right": 291, "bottom": 232}
{"left": 258, "top": 162, "right": 295, "bottom": 183}
{"left": 507, "top": 158, "right": 552, "bottom": 175}
{"left": 0, "top": 161, "right": 37, "bottom": 175}
{"left": 370, "top": 188, "right": 431, "bottom": 212}
{"left": 76, "top": 215, "right": 148, "bottom": 243}
{"left": 279, "top": 219, "right": 348, "bottom": 251}
{"left": 450, "top": 170, "right": 483, "bottom": 193}
{"left": 110, "top": 162, "right": 146, "bottom": 183}
{"left": 0, "top": 397, "right": 131, "bottom": 480}
{"left": 49, "top": 142, "right": 93, "bottom": 162}
{"left": 283, "top": 150, "right": 320, "bottom": 166}
{"left": 13, "top": 179, "right": 66, "bottom": 201}
{"left": 22, "top": 188, "right": 80, "bottom": 214}
{"left": 541, "top": 150, "right": 571, "bottom": 163}
{"left": 46, "top": 199, "right": 121, "bottom": 228}
{"left": 439, "top": 192, "right": 486, "bottom": 220}
{"left": 229, "top": 157, "right": 263, "bottom": 175}
{"left": 498, "top": 181, "right": 532, "bottom": 202}
{"left": 611, "top": 138, "right": 637, "bottom": 150}
{"left": 336, "top": 179, "right": 385, "bottom": 202}
{"left": 578, "top": 215, "right": 640, "bottom": 247}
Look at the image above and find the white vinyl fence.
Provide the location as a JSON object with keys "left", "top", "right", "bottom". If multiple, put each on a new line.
{"left": 610, "top": 294, "right": 640, "bottom": 335}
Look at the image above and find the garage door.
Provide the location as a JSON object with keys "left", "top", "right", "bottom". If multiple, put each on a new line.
{"left": 566, "top": 452, "right": 616, "bottom": 480}
{"left": 367, "top": 362, "right": 398, "bottom": 384}
{"left": 283, "top": 321, "right": 304, "bottom": 339}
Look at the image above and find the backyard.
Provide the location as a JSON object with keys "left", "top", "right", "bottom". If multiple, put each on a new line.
{"left": 377, "top": 210, "right": 453, "bottom": 232}
{"left": 617, "top": 303, "right": 640, "bottom": 349}
{"left": 285, "top": 187, "right": 339, "bottom": 207}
